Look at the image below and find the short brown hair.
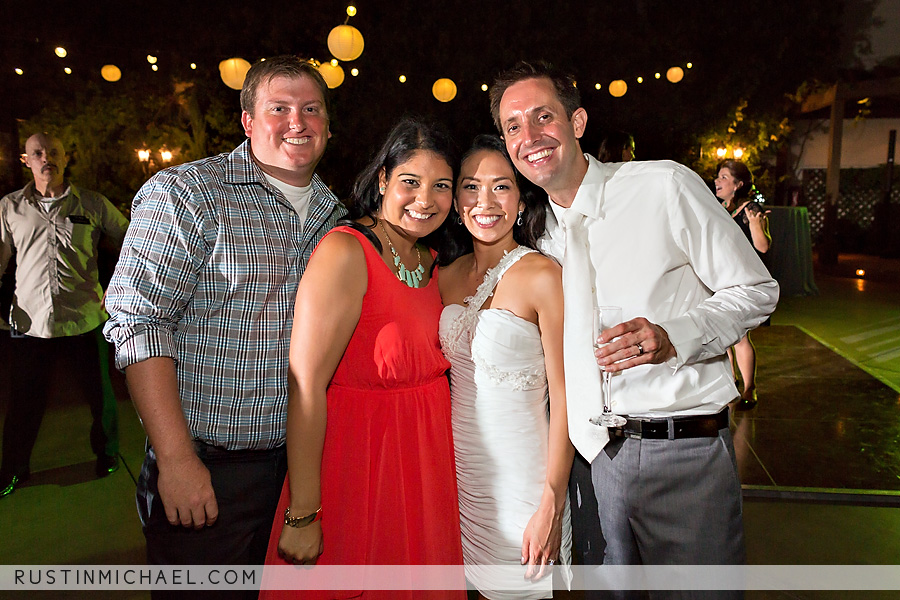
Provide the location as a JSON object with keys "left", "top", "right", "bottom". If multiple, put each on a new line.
{"left": 489, "top": 60, "right": 581, "bottom": 133}
{"left": 240, "top": 55, "right": 331, "bottom": 117}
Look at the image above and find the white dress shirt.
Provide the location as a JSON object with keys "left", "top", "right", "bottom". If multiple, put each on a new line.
{"left": 538, "top": 155, "right": 779, "bottom": 462}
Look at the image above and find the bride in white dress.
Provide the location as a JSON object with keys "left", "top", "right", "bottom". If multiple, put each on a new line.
{"left": 438, "top": 135, "right": 574, "bottom": 599}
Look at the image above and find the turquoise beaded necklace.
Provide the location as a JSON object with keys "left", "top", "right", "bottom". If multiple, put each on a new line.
{"left": 379, "top": 219, "right": 425, "bottom": 288}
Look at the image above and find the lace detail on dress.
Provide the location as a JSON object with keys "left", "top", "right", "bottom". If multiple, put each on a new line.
{"left": 440, "top": 246, "right": 536, "bottom": 356}
{"left": 471, "top": 343, "right": 547, "bottom": 391}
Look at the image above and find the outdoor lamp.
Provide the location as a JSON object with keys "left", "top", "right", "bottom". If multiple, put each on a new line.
{"left": 327, "top": 24, "right": 364, "bottom": 61}
{"left": 219, "top": 58, "right": 251, "bottom": 90}
{"left": 666, "top": 67, "right": 684, "bottom": 83}
{"left": 101, "top": 65, "right": 121, "bottom": 82}
{"left": 318, "top": 62, "right": 345, "bottom": 88}
{"left": 608, "top": 80, "right": 627, "bottom": 97}
{"left": 432, "top": 78, "right": 457, "bottom": 102}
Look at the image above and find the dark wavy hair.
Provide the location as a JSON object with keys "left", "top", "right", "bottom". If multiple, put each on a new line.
{"left": 439, "top": 134, "right": 546, "bottom": 266}
{"left": 489, "top": 60, "right": 580, "bottom": 134}
{"left": 597, "top": 130, "right": 635, "bottom": 162}
{"left": 717, "top": 160, "right": 753, "bottom": 200}
{"left": 342, "top": 116, "right": 458, "bottom": 252}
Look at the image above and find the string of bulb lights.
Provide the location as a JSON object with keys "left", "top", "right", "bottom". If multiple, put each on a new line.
{"left": 11, "top": 6, "right": 694, "bottom": 102}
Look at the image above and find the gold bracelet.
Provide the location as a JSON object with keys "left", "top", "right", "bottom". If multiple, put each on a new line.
{"left": 284, "top": 506, "right": 322, "bottom": 528}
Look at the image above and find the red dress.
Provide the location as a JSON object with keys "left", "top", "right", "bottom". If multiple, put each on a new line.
{"left": 261, "top": 226, "right": 465, "bottom": 599}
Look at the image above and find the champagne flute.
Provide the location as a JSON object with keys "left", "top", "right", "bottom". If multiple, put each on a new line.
{"left": 590, "top": 306, "right": 627, "bottom": 428}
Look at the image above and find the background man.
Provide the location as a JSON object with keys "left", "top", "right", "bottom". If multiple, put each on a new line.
{"left": 104, "top": 56, "right": 346, "bottom": 578}
{"left": 491, "top": 61, "right": 779, "bottom": 595}
{"left": 0, "top": 133, "right": 128, "bottom": 498}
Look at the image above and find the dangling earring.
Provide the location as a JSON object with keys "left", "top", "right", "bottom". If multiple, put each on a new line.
{"left": 457, "top": 216, "right": 463, "bottom": 225}
{"left": 516, "top": 210, "right": 524, "bottom": 227}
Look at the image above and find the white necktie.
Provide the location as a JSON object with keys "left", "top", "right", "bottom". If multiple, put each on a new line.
{"left": 561, "top": 210, "right": 609, "bottom": 461}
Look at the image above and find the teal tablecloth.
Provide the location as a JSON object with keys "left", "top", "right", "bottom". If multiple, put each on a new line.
{"left": 765, "top": 206, "right": 818, "bottom": 296}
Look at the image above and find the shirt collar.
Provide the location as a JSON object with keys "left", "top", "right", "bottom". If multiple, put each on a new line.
{"left": 23, "top": 180, "right": 74, "bottom": 205}
{"left": 568, "top": 154, "right": 613, "bottom": 220}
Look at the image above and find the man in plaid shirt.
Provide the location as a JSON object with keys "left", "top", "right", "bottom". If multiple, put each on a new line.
{"left": 104, "top": 56, "right": 346, "bottom": 574}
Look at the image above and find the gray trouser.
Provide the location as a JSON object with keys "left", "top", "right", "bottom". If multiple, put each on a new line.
{"left": 591, "top": 426, "right": 745, "bottom": 599}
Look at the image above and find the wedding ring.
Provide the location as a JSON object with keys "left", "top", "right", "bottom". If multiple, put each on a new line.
{"left": 636, "top": 342, "right": 644, "bottom": 356}
{"left": 547, "top": 559, "right": 556, "bottom": 566}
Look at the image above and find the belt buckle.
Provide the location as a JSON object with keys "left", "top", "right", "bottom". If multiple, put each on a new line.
{"left": 623, "top": 419, "right": 643, "bottom": 440}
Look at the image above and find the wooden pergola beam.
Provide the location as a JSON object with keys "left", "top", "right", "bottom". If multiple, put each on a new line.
{"left": 798, "top": 76, "right": 900, "bottom": 266}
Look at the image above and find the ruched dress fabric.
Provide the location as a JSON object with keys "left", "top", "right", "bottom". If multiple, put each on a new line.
{"left": 261, "top": 226, "right": 465, "bottom": 600}
{"left": 439, "top": 246, "right": 572, "bottom": 600}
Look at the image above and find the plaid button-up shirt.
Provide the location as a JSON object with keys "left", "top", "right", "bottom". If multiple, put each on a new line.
{"left": 104, "top": 140, "right": 346, "bottom": 450}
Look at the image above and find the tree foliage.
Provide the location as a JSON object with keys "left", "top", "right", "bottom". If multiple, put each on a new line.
{"left": 19, "top": 76, "right": 241, "bottom": 212}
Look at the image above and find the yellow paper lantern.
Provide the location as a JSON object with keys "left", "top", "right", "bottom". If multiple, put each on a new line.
{"left": 608, "top": 80, "right": 627, "bottom": 98}
{"left": 317, "top": 62, "right": 345, "bottom": 89}
{"left": 432, "top": 78, "right": 457, "bottom": 103}
{"left": 219, "top": 58, "right": 251, "bottom": 90}
{"left": 666, "top": 66, "right": 684, "bottom": 83}
{"left": 101, "top": 64, "right": 122, "bottom": 82}
{"left": 327, "top": 25, "right": 364, "bottom": 61}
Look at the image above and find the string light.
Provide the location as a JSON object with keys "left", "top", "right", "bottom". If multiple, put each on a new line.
{"left": 5, "top": 41, "right": 695, "bottom": 102}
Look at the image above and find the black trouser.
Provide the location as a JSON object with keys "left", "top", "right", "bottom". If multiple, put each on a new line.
{"left": 1, "top": 325, "right": 118, "bottom": 477}
{"left": 568, "top": 452, "right": 613, "bottom": 599}
{"left": 138, "top": 442, "right": 288, "bottom": 600}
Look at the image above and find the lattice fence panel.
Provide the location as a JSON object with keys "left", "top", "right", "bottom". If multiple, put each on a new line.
{"left": 801, "top": 168, "right": 900, "bottom": 248}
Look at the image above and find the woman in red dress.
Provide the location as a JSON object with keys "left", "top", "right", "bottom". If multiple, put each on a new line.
{"left": 261, "top": 117, "right": 465, "bottom": 599}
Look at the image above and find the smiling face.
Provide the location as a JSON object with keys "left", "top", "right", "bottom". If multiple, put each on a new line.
{"left": 715, "top": 167, "right": 742, "bottom": 203}
{"left": 240, "top": 74, "right": 330, "bottom": 187}
{"left": 498, "top": 77, "right": 588, "bottom": 205}
{"left": 24, "top": 134, "right": 67, "bottom": 195}
{"left": 456, "top": 149, "right": 523, "bottom": 247}
{"left": 377, "top": 150, "right": 454, "bottom": 241}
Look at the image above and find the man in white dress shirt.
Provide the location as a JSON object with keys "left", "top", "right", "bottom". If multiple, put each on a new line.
{"left": 490, "top": 61, "right": 778, "bottom": 593}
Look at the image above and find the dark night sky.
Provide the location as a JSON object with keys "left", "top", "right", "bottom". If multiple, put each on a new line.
{"left": 1, "top": 0, "right": 884, "bottom": 195}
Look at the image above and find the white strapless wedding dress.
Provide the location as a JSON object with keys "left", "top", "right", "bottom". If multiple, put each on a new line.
{"left": 439, "top": 246, "right": 572, "bottom": 600}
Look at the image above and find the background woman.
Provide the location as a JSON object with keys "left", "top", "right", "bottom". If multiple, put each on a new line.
{"left": 262, "top": 117, "right": 465, "bottom": 599}
{"left": 596, "top": 130, "right": 635, "bottom": 162}
{"left": 715, "top": 159, "right": 771, "bottom": 409}
{"left": 439, "top": 135, "right": 573, "bottom": 599}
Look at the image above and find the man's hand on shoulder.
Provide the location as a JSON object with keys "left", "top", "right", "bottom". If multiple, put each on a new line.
{"left": 595, "top": 317, "right": 676, "bottom": 372}
{"left": 156, "top": 452, "right": 218, "bottom": 529}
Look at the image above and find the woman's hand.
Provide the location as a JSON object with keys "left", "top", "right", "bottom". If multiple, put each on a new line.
{"left": 745, "top": 206, "right": 771, "bottom": 253}
{"left": 521, "top": 501, "right": 562, "bottom": 582}
{"left": 277, "top": 521, "right": 324, "bottom": 565}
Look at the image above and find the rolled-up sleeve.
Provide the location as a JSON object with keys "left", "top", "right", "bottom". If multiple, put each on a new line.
{"left": 660, "top": 166, "right": 780, "bottom": 367}
{"left": 103, "top": 173, "right": 209, "bottom": 370}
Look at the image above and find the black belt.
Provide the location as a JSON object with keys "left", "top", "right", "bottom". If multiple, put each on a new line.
{"left": 609, "top": 408, "right": 729, "bottom": 440}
